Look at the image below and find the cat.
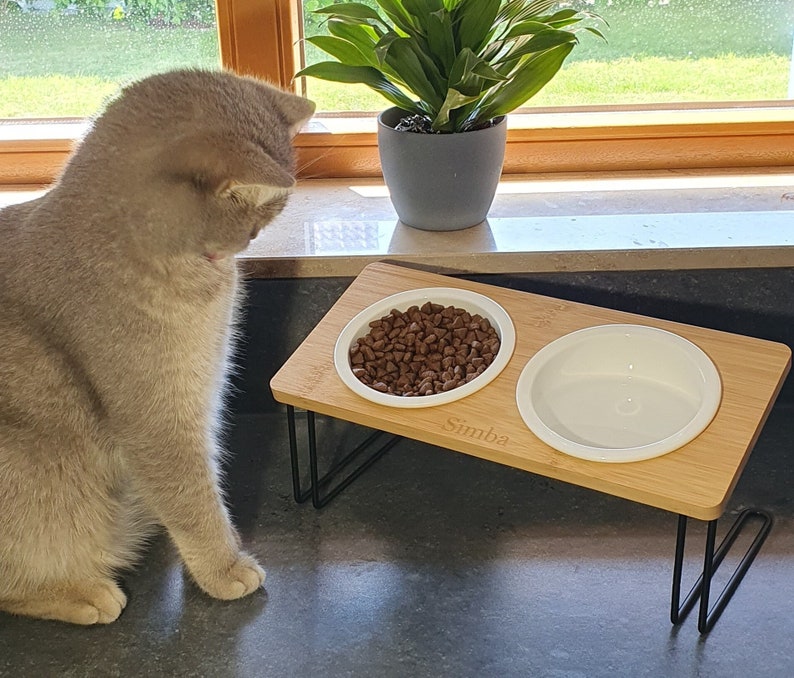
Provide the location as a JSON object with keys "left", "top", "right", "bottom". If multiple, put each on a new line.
{"left": 0, "top": 69, "right": 315, "bottom": 624}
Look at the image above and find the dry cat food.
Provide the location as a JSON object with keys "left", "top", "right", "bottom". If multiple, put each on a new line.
{"left": 349, "top": 301, "right": 501, "bottom": 397}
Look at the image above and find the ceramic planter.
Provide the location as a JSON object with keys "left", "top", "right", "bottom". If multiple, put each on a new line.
{"left": 377, "top": 107, "right": 507, "bottom": 231}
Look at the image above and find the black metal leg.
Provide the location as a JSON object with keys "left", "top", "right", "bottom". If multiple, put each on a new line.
{"left": 671, "top": 509, "right": 773, "bottom": 634}
{"left": 670, "top": 514, "right": 688, "bottom": 624}
{"left": 286, "top": 405, "right": 401, "bottom": 509}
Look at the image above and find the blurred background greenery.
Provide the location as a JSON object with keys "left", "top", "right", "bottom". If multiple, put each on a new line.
{"left": 1, "top": 0, "right": 792, "bottom": 118}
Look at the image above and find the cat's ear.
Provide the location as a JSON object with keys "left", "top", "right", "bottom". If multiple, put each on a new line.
{"left": 163, "top": 133, "right": 295, "bottom": 196}
{"left": 272, "top": 89, "right": 316, "bottom": 136}
{"left": 219, "top": 182, "right": 292, "bottom": 208}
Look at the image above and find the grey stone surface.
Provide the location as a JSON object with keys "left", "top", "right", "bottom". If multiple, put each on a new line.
{"left": 0, "top": 405, "right": 792, "bottom": 677}
{"left": 1, "top": 269, "right": 792, "bottom": 676}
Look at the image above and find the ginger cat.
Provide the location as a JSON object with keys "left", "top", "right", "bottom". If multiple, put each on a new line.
{"left": 0, "top": 69, "right": 314, "bottom": 624}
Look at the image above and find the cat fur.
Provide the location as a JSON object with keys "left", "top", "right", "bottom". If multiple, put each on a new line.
{"left": 0, "top": 69, "right": 314, "bottom": 624}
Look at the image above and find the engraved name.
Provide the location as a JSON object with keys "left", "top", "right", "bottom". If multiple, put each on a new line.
{"left": 443, "top": 416, "right": 509, "bottom": 446}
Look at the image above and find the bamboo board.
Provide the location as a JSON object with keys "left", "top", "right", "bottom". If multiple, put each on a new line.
{"left": 270, "top": 262, "right": 791, "bottom": 520}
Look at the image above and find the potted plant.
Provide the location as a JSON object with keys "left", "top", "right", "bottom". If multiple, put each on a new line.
{"left": 297, "top": 0, "right": 605, "bottom": 231}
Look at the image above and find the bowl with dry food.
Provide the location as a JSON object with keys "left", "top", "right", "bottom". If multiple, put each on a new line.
{"left": 515, "top": 324, "right": 722, "bottom": 462}
{"left": 334, "top": 287, "right": 516, "bottom": 408}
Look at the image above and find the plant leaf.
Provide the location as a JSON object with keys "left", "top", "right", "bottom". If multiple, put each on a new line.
{"left": 305, "top": 35, "right": 375, "bottom": 68}
{"left": 375, "top": 0, "right": 418, "bottom": 35}
{"left": 543, "top": 8, "right": 581, "bottom": 25}
{"left": 476, "top": 42, "right": 574, "bottom": 120}
{"left": 372, "top": 31, "right": 413, "bottom": 87}
{"left": 401, "top": 0, "right": 444, "bottom": 18}
{"left": 327, "top": 20, "right": 381, "bottom": 53}
{"left": 447, "top": 49, "right": 482, "bottom": 96}
{"left": 470, "top": 59, "right": 510, "bottom": 84}
{"left": 497, "top": 28, "right": 578, "bottom": 64}
{"left": 498, "top": 0, "right": 559, "bottom": 25}
{"left": 501, "top": 21, "right": 552, "bottom": 41}
{"left": 294, "top": 61, "right": 420, "bottom": 113}
{"left": 448, "top": 48, "right": 507, "bottom": 97}
{"left": 425, "top": 9, "right": 456, "bottom": 74}
{"left": 454, "top": 0, "right": 502, "bottom": 52}
{"left": 374, "top": 31, "right": 401, "bottom": 67}
{"left": 584, "top": 26, "right": 608, "bottom": 42}
{"left": 313, "top": 2, "right": 387, "bottom": 28}
{"left": 432, "top": 88, "right": 481, "bottom": 132}
{"left": 380, "top": 36, "right": 445, "bottom": 110}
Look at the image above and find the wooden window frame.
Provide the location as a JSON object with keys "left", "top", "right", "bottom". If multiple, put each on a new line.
{"left": 1, "top": 0, "right": 793, "bottom": 185}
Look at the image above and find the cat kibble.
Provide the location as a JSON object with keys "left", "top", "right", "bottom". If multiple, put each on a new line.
{"left": 349, "top": 301, "right": 500, "bottom": 397}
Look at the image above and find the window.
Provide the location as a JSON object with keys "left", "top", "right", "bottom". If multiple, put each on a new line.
{"left": 301, "top": 0, "right": 794, "bottom": 111}
{"left": 2, "top": 0, "right": 793, "bottom": 184}
{"left": 0, "top": 1, "right": 220, "bottom": 119}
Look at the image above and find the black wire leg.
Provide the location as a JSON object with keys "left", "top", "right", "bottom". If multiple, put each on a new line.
{"left": 670, "top": 508, "right": 773, "bottom": 634}
{"left": 287, "top": 405, "right": 401, "bottom": 509}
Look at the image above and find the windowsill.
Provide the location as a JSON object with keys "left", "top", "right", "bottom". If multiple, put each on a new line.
{"left": 239, "top": 169, "right": 794, "bottom": 278}
{"left": 3, "top": 169, "right": 793, "bottom": 279}
{"left": 303, "top": 103, "right": 794, "bottom": 135}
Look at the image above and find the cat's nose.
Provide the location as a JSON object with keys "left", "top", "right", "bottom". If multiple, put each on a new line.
{"left": 250, "top": 225, "right": 262, "bottom": 240}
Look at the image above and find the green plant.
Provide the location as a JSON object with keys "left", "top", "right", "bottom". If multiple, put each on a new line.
{"left": 54, "top": 0, "right": 107, "bottom": 16}
{"left": 296, "top": 0, "right": 605, "bottom": 132}
{"left": 47, "top": 0, "right": 215, "bottom": 25}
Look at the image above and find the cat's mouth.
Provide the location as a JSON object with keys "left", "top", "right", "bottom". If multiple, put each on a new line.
{"left": 203, "top": 223, "right": 265, "bottom": 263}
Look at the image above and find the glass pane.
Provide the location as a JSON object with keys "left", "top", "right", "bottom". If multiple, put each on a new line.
{"left": 300, "top": 0, "right": 794, "bottom": 113}
{"left": 0, "top": 1, "right": 220, "bottom": 118}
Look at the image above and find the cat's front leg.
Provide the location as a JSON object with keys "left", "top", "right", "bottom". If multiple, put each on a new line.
{"left": 120, "top": 426, "right": 264, "bottom": 600}
{"left": 178, "top": 544, "right": 265, "bottom": 601}
{"left": 171, "top": 496, "right": 265, "bottom": 600}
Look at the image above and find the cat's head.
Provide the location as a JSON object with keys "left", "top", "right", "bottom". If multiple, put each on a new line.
{"left": 71, "top": 69, "right": 315, "bottom": 262}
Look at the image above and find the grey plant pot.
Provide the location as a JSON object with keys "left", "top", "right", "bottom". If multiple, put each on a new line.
{"left": 377, "top": 107, "right": 507, "bottom": 231}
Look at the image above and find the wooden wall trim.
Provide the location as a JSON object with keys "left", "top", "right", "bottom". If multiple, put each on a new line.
{"left": 3, "top": 118, "right": 792, "bottom": 184}
{"left": 216, "top": 0, "right": 300, "bottom": 87}
{"left": 292, "top": 118, "right": 794, "bottom": 179}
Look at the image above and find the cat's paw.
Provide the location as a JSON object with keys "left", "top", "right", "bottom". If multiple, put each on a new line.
{"left": 189, "top": 552, "right": 265, "bottom": 600}
{"left": 55, "top": 579, "right": 127, "bottom": 625}
{"left": 1, "top": 579, "right": 127, "bottom": 625}
{"left": 70, "top": 579, "right": 128, "bottom": 624}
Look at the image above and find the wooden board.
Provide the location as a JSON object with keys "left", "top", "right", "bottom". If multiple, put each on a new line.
{"left": 270, "top": 262, "right": 791, "bottom": 520}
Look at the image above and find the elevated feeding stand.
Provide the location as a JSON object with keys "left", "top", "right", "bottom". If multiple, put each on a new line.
{"left": 272, "top": 262, "right": 791, "bottom": 634}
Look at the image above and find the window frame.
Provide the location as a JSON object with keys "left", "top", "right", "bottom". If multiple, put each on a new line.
{"left": 1, "top": 0, "right": 793, "bottom": 185}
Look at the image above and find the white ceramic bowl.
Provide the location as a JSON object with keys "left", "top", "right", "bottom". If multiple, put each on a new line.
{"left": 334, "top": 287, "right": 515, "bottom": 408}
{"left": 515, "top": 324, "right": 722, "bottom": 462}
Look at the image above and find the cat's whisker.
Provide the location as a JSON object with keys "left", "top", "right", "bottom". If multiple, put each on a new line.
{"left": 294, "top": 135, "right": 365, "bottom": 180}
{"left": 295, "top": 151, "right": 332, "bottom": 178}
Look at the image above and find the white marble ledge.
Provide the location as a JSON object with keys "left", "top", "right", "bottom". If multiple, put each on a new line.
{"left": 3, "top": 170, "right": 793, "bottom": 279}
{"left": 242, "top": 171, "right": 794, "bottom": 278}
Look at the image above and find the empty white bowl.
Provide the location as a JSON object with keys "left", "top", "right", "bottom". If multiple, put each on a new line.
{"left": 516, "top": 324, "right": 722, "bottom": 462}
{"left": 334, "top": 287, "right": 515, "bottom": 408}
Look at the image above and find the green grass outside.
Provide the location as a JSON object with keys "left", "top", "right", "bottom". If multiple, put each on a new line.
{"left": 0, "top": 13, "right": 220, "bottom": 117}
{"left": 0, "top": 75, "right": 121, "bottom": 118}
{"left": 306, "top": 54, "right": 791, "bottom": 112}
{"left": 302, "top": 0, "right": 794, "bottom": 110}
{"left": 1, "top": 1, "right": 793, "bottom": 118}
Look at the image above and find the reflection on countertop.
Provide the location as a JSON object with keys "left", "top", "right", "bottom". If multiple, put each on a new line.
{"left": 241, "top": 171, "right": 794, "bottom": 278}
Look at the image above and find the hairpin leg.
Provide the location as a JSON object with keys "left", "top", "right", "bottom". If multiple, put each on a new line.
{"left": 671, "top": 509, "right": 773, "bottom": 634}
{"left": 287, "top": 405, "right": 401, "bottom": 508}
